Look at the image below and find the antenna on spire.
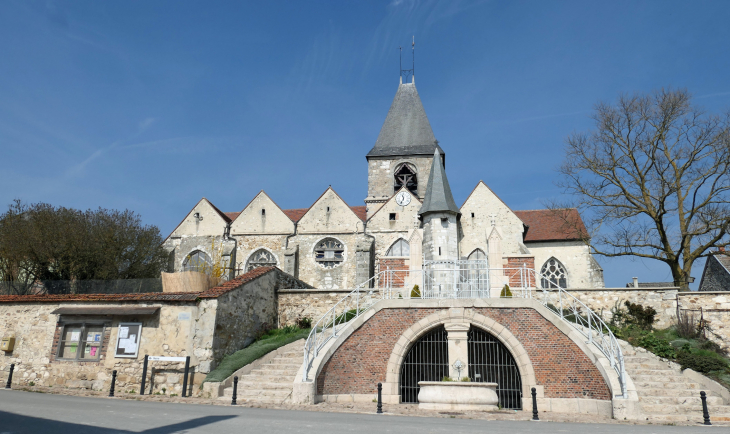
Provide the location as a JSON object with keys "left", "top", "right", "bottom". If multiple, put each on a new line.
{"left": 399, "top": 36, "right": 415, "bottom": 84}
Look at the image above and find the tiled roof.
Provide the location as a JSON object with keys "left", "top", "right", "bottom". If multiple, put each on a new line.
{"left": 198, "top": 266, "right": 276, "bottom": 298}
{"left": 282, "top": 208, "right": 309, "bottom": 222}
{"left": 224, "top": 211, "right": 241, "bottom": 221}
{"left": 350, "top": 206, "right": 367, "bottom": 221}
{"left": 514, "top": 209, "right": 588, "bottom": 242}
{"left": 0, "top": 292, "right": 199, "bottom": 303}
{"left": 0, "top": 267, "right": 278, "bottom": 304}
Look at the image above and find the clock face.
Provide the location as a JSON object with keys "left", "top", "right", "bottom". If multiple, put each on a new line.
{"left": 395, "top": 191, "right": 411, "bottom": 206}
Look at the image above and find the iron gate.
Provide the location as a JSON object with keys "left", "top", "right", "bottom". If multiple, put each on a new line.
{"left": 468, "top": 326, "right": 523, "bottom": 409}
{"left": 399, "top": 325, "right": 449, "bottom": 403}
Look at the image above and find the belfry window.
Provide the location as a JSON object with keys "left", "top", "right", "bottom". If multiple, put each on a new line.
{"left": 386, "top": 239, "right": 410, "bottom": 257}
{"left": 540, "top": 257, "right": 568, "bottom": 289}
{"left": 246, "top": 249, "right": 277, "bottom": 272}
{"left": 394, "top": 163, "right": 418, "bottom": 195}
{"left": 182, "top": 250, "right": 212, "bottom": 273}
{"left": 314, "top": 238, "right": 345, "bottom": 268}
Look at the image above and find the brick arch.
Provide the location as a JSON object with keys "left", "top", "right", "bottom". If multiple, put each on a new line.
{"left": 383, "top": 309, "right": 536, "bottom": 399}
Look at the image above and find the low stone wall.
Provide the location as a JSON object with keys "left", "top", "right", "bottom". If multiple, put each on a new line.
{"left": 277, "top": 289, "right": 352, "bottom": 326}
{"left": 547, "top": 288, "right": 730, "bottom": 350}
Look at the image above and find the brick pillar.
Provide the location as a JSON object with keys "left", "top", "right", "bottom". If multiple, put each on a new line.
{"left": 444, "top": 323, "right": 470, "bottom": 380}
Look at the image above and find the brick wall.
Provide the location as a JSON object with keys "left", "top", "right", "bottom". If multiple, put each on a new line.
{"left": 317, "top": 307, "right": 611, "bottom": 400}
{"left": 379, "top": 258, "right": 408, "bottom": 288}
{"left": 505, "top": 257, "right": 536, "bottom": 287}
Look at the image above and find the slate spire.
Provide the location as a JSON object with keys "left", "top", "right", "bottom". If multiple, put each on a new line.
{"left": 419, "top": 149, "right": 460, "bottom": 216}
{"left": 366, "top": 82, "right": 443, "bottom": 158}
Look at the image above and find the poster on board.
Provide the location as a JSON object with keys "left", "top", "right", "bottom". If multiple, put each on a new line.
{"left": 114, "top": 323, "right": 142, "bottom": 358}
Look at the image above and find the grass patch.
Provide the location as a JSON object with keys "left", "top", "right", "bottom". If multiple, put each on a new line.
{"left": 203, "top": 325, "right": 310, "bottom": 384}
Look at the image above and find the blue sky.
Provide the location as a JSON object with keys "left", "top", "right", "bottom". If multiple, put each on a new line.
{"left": 1, "top": 0, "right": 729, "bottom": 288}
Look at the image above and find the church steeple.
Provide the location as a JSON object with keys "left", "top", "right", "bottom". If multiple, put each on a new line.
{"left": 366, "top": 82, "right": 442, "bottom": 158}
{"left": 419, "top": 149, "right": 460, "bottom": 216}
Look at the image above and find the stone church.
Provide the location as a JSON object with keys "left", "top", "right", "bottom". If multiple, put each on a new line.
{"left": 163, "top": 77, "right": 604, "bottom": 291}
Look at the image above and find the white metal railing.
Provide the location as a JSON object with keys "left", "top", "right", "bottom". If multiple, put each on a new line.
{"left": 300, "top": 264, "right": 627, "bottom": 398}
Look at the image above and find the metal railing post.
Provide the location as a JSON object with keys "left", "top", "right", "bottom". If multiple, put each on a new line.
{"left": 701, "top": 391, "right": 711, "bottom": 425}
{"left": 377, "top": 382, "right": 383, "bottom": 414}
{"left": 5, "top": 363, "right": 14, "bottom": 389}
{"left": 140, "top": 355, "right": 149, "bottom": 395}
{"left": 231, "top": 376, "right": 239, "bottom": 405}
{"left": 108, "top": 370, "right": 117, "bottom": 397}
{"left": 182, "top": 356, "right": 190, "bottom": 397}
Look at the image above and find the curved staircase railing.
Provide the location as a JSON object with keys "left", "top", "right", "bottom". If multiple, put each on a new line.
{"left": 300, "top": 266, "right": 627, "bottom": 399}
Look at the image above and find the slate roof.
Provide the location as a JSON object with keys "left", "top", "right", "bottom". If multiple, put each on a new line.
{"left": 419, "top": 150, "right": 460, "bottom": 215}
{"left": 625, "top": 282, "right": 676, "bottom": 288}
{"left": 367, "top": 83, "right": 443, "bottom": 158}
{"left": 514, "top": 209, "right": 588, "bottom": 242}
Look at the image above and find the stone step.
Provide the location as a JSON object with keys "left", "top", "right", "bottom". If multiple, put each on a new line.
{"left": 265, "top": 362, "right": 301, "bottom": 368}
{"left": 629, "top": 368, "right": 679, "bottom": 376}
{"left": 639, "top": 395, "right": 725, "bottom": 406}
{"left": 248, "top": 368, "right": 295, "bottom": 376}
{"left": 630, "top": 374, "right": 693, "bottom": 383}
{"left": 625, "top": 362, "right": 670, "bottom": 370}
{"left": 634, "top": 381, "right": 703, "bottom": 390}
{"left": 640, "top": 403, "right": 730, "bottom": 416}
{"left": 222, "top": 387, "right": 292, "bottom": 399}
{"left": 239, "top": 374, "right": 296, "bottom": 383}
{"left": 231, "top": 381, "right": 293, "bottom": 390}
{"left": 644, "top": 414, "right": 730, "bottom": 423}
{"left": 638, "top": 388, "right": 709, "bottom": 397}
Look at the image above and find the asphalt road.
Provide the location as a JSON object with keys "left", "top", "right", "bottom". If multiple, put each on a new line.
{"left": 0, "top": 389, "right": 722, "bottom": 434}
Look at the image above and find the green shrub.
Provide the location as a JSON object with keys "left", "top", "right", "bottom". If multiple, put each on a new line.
{"left": 624, "top": 301, "right": 656, "bottom": 330}
{"left": 637, "top": 333, "right": 675, "bottom": 359}
{"left": 442, "top": 376, "right": 453, "bottom": 382}
{"left": 500, "top": 284, "right": 512, "bottom": 298}
{"left": 460, "top": 376, "right": 471, "bottom": 382}
{"left": 410, "top": 285, "right": 421, "bottom": 298}
{"left": 677, "top": 351, "right": 729, "bottom": 373}
{"left": 296, "top": 317, "right": 312, "bottom": 329}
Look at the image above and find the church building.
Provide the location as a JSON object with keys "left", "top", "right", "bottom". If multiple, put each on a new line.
{"left": 163, "top": 76, "right": 605, "bottom": 291}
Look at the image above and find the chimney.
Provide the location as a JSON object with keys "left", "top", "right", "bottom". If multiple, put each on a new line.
{"left": 719, "top": 246, "right": 725, "bottom": 253}
{"left": 633, "top": 277, "right": 639, "bottom": 288}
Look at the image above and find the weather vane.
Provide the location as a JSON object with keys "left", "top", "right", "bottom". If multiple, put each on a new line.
{"left": 400, "top": 35, "right": 415, "bottom": 83}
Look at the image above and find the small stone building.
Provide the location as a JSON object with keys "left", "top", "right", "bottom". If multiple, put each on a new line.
{"left": 0, "top": 267, "right": 310, "bottom": 395}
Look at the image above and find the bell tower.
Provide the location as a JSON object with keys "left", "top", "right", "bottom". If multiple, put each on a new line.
{"left": 365, "top": 78, "right": 444, "bottom": 219}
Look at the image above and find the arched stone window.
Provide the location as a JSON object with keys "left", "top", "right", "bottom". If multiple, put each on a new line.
{"left": 394, "top": 163, "right": 417, "bottom": 195}
{"left": 182, "top": 250, "right": 212, "bottom": 273}
{"left": 386, "top": 238, "right": 410, "bottom": 256}
{"left": 540, "top": 257, "right": 567, "bottom": 288}
{"left": 468, "top": 249, "right": 486, "bottom": 261}
{"left": 314, "top": 238, "right": 345, "bottom": 268}
{"left": 245, "top": 249, "right": 277, "bottom": 272}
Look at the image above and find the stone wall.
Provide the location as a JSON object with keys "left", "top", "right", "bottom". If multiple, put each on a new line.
{"left": 316, "top": 307, "right": 611, "bottom": 400}
{"left": 277, "top": 289, "right": 352, "bottom": 327}
{"left": 544, "top": 288, "right": 730, "bottom": 350}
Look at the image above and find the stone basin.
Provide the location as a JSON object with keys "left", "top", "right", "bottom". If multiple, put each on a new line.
{"left": 417, "top": 381, "right": 499, "bottom": 411}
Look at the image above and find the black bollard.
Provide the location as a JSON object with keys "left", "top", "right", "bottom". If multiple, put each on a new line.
{"left": 182, "top": 356, "right": 190, "bottom": 398}
{"left": 531, "top": 387, "right": 539, "bottom": 421}
{"left": 231, "top": 376, "right": 238, "bottom": 405}
{"left": 377, "top": 382, "right": 383, "bottom": 414}
{"left": 140, "top": 355, "right": 149, "bottom": 395}
{"left": 701, "top": 391, "right": 712, "bottom": 426}
{"left": 109, "top": 370, "right": 117, "bottom": 397}
{"left": 5, "top": 363, "right": 14, "bottom": 389}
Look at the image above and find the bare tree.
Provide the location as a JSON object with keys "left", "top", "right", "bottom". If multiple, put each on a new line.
{"left": 556, "top": 89, "right": 730, "bottom": 290}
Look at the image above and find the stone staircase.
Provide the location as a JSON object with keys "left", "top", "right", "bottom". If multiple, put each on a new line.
{"left": 219, "top": 340, "right": 304, "bottom": 405}
{"left": 621, "top": 342, "right": 730, "bottom": 423}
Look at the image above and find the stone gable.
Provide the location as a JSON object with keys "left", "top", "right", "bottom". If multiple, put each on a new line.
{"left": 230, "top": 191, "right": 295, "bottom": 235}
{"left": 297, "top": 188, "right": 363, "bottom": 234}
